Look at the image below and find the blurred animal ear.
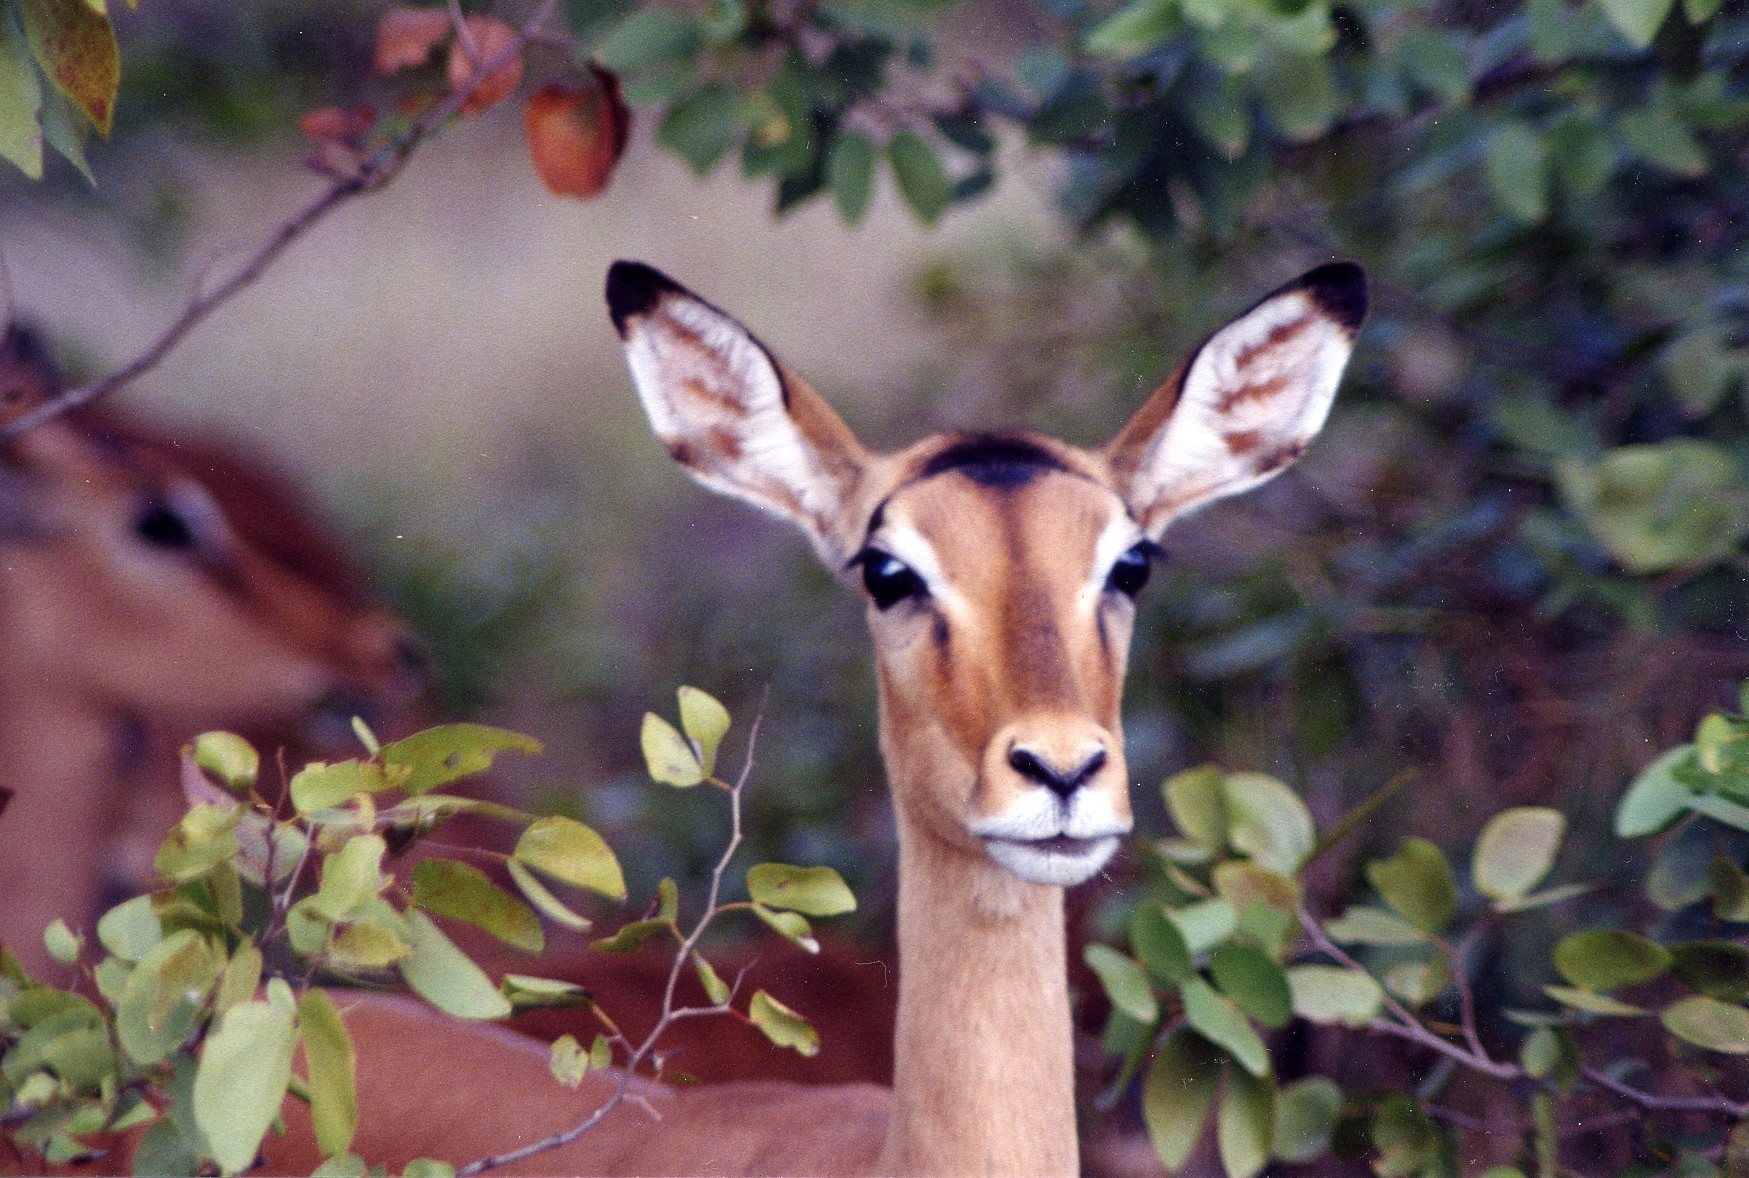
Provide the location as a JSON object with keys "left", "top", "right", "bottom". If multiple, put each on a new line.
{"left": 1104, "top": 263, "right": 1367, "bottom": 538}
{"left": 607, "top": 262, "right": 870, "bottom": 566}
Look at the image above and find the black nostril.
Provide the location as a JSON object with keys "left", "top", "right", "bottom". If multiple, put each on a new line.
{"left": 1009, "top": 747, "right": 1107, "bottom": 798}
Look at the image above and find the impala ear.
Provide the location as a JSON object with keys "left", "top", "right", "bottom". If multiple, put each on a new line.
{"left": 606, "top": 262, "right": 870, "bottom": 566}
{"left": 1105, "top": 263, "right": 1367, "bottom": 538}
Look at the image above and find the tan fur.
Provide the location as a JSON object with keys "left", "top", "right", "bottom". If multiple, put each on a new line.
{"left": 0, "top": 350, "right": 423, "bottom": 976}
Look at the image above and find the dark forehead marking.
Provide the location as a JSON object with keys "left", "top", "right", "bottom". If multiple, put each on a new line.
{"left": 916, "top": 434, "right": 1068, "bottom": 487}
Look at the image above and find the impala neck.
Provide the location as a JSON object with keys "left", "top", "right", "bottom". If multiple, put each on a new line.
{"left": 877, "top": 802, "right": 1077, "bottom": 1177}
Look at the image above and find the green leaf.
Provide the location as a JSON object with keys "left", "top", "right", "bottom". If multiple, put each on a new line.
{"left": 1594, "top": 0, "right": 1676, "bottom": 47}
{"left": 1620, "top": 105, "right": 1708, "bottom": 176}
{"left": 694, "top": 954, "right": 731, "bottom": 1005}
{"left": 658, "top": 85, "right": 747, "bottom": 176}
{"left": 597, "top": 8, "right": 702, "bottom": 72}
{"left": 1254, "top": 53, "right": 1337, "bottom": 143}
{"left": 289, "top": 759, "right": 404, "bottom": 813}
{"left": 1616, "top": 745, "right": 1697, "bottom": 837}
{"left": 215, "top": 943, "right": 263, "bottom": 1016}
{"left": 1287, "top": 964, "right": 1383, "bottom": 1027}
{"left": 1473, "top": 808, "right": 1565, "bottom": 902}
{"left": 1708, "top": 857, "right": 1749, "bottom": 922}
{"left": 1486, "top": 121, "right": 1550, "bottom": 223}
{"left": 298, "top": 990, "right": 358, "bottom": 1160}
{"left": 309, "top": 835, "right": 387, "bottom": 922}
{"left": 827, "top": 130, "right": 876, "bottom": 225}
{"left": 379, "top": 725, "right": 542, "bottom": 796}
{"left": 1209, "top": 943, "right": 1292, "bottom": 1029}
{"left": 18, "top": 0, "right": 116, "bottom": 135}
{"left": 887, "top": 131, "right": 951, "bottom": 225}
{"left": 677, "top": 686, "right": 731, "bottom": 778}
{"left": 549, "top": 1034, "right": 588, "bottom": 1088}
{"left": 42, "top": 919, "right": 80, "bottom": 964}
{"left": 0, "top": 10, "right": 43, "bottom": 180}
{"left": 192, "top": 732, "right": 259, "bottom": 792}
{"left": 1671, "top": 942, "right": 1749, "bottom": 1002}
{"left": 1661, "top": 328, "right": 1739, "bottom": 417}
{"left": 1218, "top": 1065, "right": 1275, "bottom": 1178}
{"left": 1084, "top": 944, "right": 1159, "bottom": 1024}
{"left": 1542, "top": 984, "right": 1646, "bottom": 1016}
{"left": 1384, "top": 957, "right": 1452, "bottom": 1007}
{"left": 1558, "top": 442, "right": 1749, "bottom": 573}
{"left": 745, "top": 863, "right": 856, "bottom": 916}
{"left": 505, "top": 858, "right": 592, "bottom": 931}
{"left": 1085, "top": 0, "right": 1177, "bottom": 57}
{"left": 1164, "top": 765, "right": 1228, "bottom": 850}
{"left": 748, "top": 990, "right": 819, "bottom": 1056}
{"left": 514, "top": 816, "right": 626, "bottom": 900}
{"left": 752, "top": 903, "right": 819, "bottom": 953}
{"left": 1181, "top": 976, "right": 1270, "bottom": 1076}
{"left": 1322, "top": 906, "right": 1429, "bottom": 946}
{"left": 640, "top": 713, "right": 704, "bottom": 787}
{"left": 412, "top": 859, "right": 543, "bottom": 953}
{"left": 1553, "top": 930, "right": 1671, "bottom": 991}
{"left": 1142, "top": 1028, "right": 1219, "bottom": 1169}
{"left": 1171, "top": 897, "right": 1238, "bottom": 955}
{"left": 194, "top": 1001, "right": 296, "bottom": 1175}
{"left": 1371, "top": 1093, "right": 1436, "bottom": 1177}
{"left": 501, "top": 974, "right": 589, "bottom": 1010}
{"left": 1660, "top": 995, "right": 1749, "bottom": 1053}
{"left": 1396, "top": 28, "right": 1471, "bottom": 106}
{"left": 154, "top": 803, "right": 242, "bottom": 883}
{"left": 590, "top": 918, "right": 671, "bottom": 953}
{"left": 1222, "top": 773, "right": 1314, "bottom": 875}
{"left": 1130, "top": 902, "right": 1193, "bottom": 985}
{"left": 658, "top": 877, "right": 679, "bottom": 923}
{"left": 402, "top": 1161, "right": 455, "bottom": 1178}
{"left": 1272, "top": 1076, "right": 1342, "bottom": 1163}
{"left": 399, "top": 911, "right": 512, "bottom": 1020}
{"left": 1547, "top": 116, "right": 1617, "bottom": 198}
{"left": 1365, "top": 838, "right": 1457, "bottom": 933}
{"left": 115, "top": 931, "right": 216, "bottom": 1065}
{"left": 1185, "top": 73, "right": 1251, "bottom": 160}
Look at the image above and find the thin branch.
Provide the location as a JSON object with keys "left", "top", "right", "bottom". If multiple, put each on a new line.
{"left": 0, "top": 0, "right": 560, "bottom": 444}
{"left": 1580, "top": 1067, "right": 1749, "bottom": 1119}
{"left": 454, "top": 707, "right": 769, "bottom": 1176}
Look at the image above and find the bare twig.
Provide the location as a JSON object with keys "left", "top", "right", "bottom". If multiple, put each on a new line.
{"left": 1580, "top": 1067, "right": 1749, "bottom": 1120}
{"left": 453, "top": 709, "right": 768, "bottom": 1177}
{"left": 0, "top": 0, "right": 560, "bottom": 444}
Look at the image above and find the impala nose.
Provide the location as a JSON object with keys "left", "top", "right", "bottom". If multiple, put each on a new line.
{"left": 1008, "top": 745, "right": 1108, "bottom": 798}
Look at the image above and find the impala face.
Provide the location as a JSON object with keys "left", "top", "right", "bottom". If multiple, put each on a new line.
{"left": 608, "top": 261, "right": 1365, "bottom": 888}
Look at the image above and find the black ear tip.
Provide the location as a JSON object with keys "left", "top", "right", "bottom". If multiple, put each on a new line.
{"left": 606, "top": 261, "right": 684, "bottom": 335}
{"left": 1297, "top": 261, "right": 1368, "bottom": 333}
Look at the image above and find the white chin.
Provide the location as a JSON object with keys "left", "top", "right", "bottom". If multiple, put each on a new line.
{"left": 984, "top": 835, "right": 1119, "bottom": 886}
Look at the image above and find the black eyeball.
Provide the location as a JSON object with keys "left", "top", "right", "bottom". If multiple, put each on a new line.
{"left": 1105, "top": 542, "right": 1154, "bottom": 599}
{"left": 858, "top": 549, "right": 927, "bottom": 610}
{"left": 133, "top": 497, "right": 195, "bottom": 550}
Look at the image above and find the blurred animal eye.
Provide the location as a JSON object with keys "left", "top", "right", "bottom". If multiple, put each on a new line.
{"left": 858, "top": 550, "right": 927, "bottom": 610}
{"left": 1105, "top": 542, "right": 1153, "bottom": 599}
{"left": 132, "top": 497, "right": 195, "bottom": 550}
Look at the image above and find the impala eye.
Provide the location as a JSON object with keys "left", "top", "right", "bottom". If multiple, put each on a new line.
{"left": 857, "top": 549, "right": 927, "bottom": 610}
{"left": 132, "top": 497, "right": 196, "bottom": 550}
{"left": 1105, "top": 542, "right": 1154, "bottom": 599}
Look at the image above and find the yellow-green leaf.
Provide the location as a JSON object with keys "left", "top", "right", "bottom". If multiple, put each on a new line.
{"left": 298, "top": 990, "right": 358, "bottom": 1159}
{"left": 1142, "top": 1028, "right": 1219, "bottom": 1169}
{"left": 1181, "top": 976, "right": 1269, "bottom": 1076}
{"left": 192, "top": 732, "right": 259, "bottom": 792}
{"left": 1223, "top": 772, "right": 1314, "bottom": 875}
{"left": 1474, "top": 807, "right": 1566, "bottom": 903}
{"left": 694, "top": 954, "right": 730, "bottom": 1005}
{"left": 1661, "top": 995, "right": 1749, "bottom": 1054}
{"left": 745, "top": 863, "right": 856, "bottom": 916}
{"left": 1084, "top": 944, "right": 1159, "bottom": 1025}
{"left": 193, "top": 1001, "right": 296, "bottom": 1175}
{"left": 751, "top": 903, "right": 818, "bottom": 953}
{"left": 590, "top": 917, "right": 671, "bottom": 953}
{"left": 505, "top": 858, "right": 592, "bottom": 931}
{"left": 514, "top": 816, "right": 626, "bottom": 900}
{"left": 0, "top": 11, "right": 44, "bottom": 180}
{"left": 412, "top": 859, "right": 543, "bottom": 953}
{"left": 399, "top": 911, "right": 512, "bottom": 1020}
{"left": 1288, "top": 964, "right": 1383, "bottom": 1027}
{"left": 1365, "top": 838, "right": 1457, "bottom": 934}
{"left": 1553, "top": 929, "right": 1670, "bottom": 991}
{"left": 379, "top": 725, "right": 542, "bottom": 795}
{"left": 549, "top": 1034, "right": 588, "bottom": 1088}
{"left": 677, "top": 686, "right": 730, "bottom": 778}
{"left": 1218, "top": 1064, "right": 1275, "bottom": 1178}
{"left": 309, "top": 836, "right": 387, "bottom": 923}
{"left": 641, "top": 712, "right": 704, "bottom": 786}
{"left": 748, "top": 990, "right": 819, "bottom": 1056}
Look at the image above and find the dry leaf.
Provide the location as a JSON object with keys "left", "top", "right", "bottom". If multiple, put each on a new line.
{"left": 373, "top": 7, "right": 451, "bottom": 76}
{"left": 298, "top": 105, "right": 377, "bottom": 147}
{"left": 446, "top": 15, "right": 523, "bottom": 116}
{"left": 524, "top": 70, "right": 630, "bottom": 200}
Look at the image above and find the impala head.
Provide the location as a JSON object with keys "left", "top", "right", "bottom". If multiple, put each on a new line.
{"left": 0, "top": 325, "right": 425, "bottom": 737}
{"left": 607, "top": 261, "right": 1364, "bottom": 888}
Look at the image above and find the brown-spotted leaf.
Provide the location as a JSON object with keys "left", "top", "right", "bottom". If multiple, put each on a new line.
{"left": 524, "top": 72, "right": 630, "bottom": 200}
{"left": 19, "top": 0, "right": 117, "bottom": 135}
{"left": 446, "top": 15, "right": 522, "bottom": 116}
{"left": 374, "top": 7, "right": 451, "bottom": 75}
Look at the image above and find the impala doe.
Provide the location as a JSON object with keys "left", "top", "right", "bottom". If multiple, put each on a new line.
{"left": 233, "top": 260, "right": 1366, "bottom": 1178}
{"left": 0, "top": 326, "right": 425, "bottom": 977}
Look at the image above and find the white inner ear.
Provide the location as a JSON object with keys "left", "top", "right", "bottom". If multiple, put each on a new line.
{"left": 1128, "top": 289, "right": 1352, "bottom": 534}
{"left": 622, "top": 297, "right": 844, "bottom": 559}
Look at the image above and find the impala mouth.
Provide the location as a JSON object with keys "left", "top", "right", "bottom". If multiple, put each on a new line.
{"left": 982, "top": 833, "right": 1120, "bottom": 887}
